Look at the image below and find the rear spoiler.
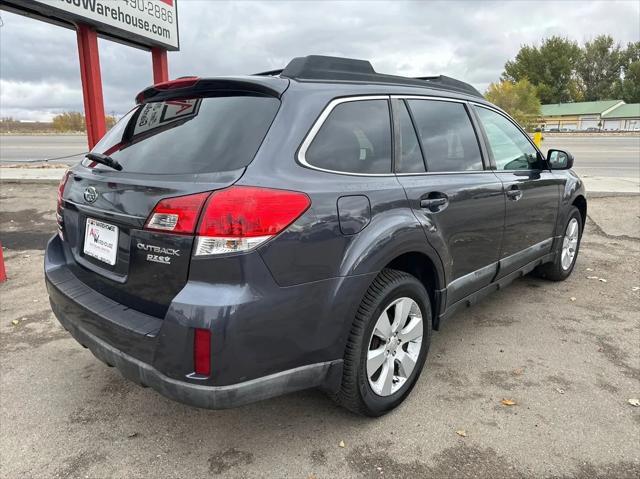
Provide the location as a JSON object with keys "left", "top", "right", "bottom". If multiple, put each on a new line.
{"left": 135, "top": 76, "right": 289, "bottom": 104}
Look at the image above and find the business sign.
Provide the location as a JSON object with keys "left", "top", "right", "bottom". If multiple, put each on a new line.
{"left": 1, "top": 0, "right": 179, "bottom": 50}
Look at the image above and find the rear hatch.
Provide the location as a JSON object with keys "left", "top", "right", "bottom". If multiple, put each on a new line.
{"left": 58, "top": 79, "right": 285, "bottom": 318}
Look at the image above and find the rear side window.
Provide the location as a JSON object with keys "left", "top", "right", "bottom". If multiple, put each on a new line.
{"left": 407, "top": 100, "right": 483, "bottom": 172}
{"left": 87, "top": 96, "right": 280, "bottom": 174}
{"left": 304, "top": 100, "right": 392, "bottom": 174}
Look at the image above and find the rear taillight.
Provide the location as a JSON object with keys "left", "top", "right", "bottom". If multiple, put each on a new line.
{"left": 193, "top": 328, "right": 211, "bottom": 376}
{"left": 145, "top": 192, "right": 210, "bottom": 235}
{"left": 57, "top": 170, "right": 71, "bottom": 209}
{"left": 194, "top": 186, "right": 311, "bottom": 255}
{"left": 144, "top": 186, "right": 311, "bottom": 254}
{"left": 56, "top": 170, "right": 71, "bottom": 240}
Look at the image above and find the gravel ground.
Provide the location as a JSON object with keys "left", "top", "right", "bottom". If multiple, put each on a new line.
{"left": 0, "top": 184, "right": 638, "bottom": 479}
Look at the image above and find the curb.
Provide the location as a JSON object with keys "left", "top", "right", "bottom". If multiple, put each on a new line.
{"left": 587, "top": 191, "right": 640, "bottom": 198}
{"left": 1, "top": 178, "right": 62, "bottom": 185}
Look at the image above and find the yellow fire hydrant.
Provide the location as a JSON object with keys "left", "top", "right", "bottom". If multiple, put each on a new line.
{"left": 533, "top": 128, "right": 543, "bottom": 148}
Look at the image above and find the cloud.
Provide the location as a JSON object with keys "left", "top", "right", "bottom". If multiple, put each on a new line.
{"left": 1, "top": 0, "right": 639, "bottom": 120}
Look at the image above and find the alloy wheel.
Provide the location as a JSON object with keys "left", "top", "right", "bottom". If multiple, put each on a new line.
{"left": 366, "top": 297, "right": 423, "bottom": 396}
{"left": 561, "top": 217, "right": 579, "bottom": 270}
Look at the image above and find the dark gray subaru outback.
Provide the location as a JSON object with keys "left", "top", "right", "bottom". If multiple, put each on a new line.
{"left": 45, "top": 56, "right": 586, "bottom": 416}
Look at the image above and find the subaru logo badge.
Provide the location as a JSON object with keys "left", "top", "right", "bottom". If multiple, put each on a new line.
{"left": 84, "top": 186, "right": 98, "bottom": 204}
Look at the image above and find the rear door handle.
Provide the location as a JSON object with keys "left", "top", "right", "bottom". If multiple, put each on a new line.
{"left": 506, "top": 186, "right": 523, "bottom": 201}
{"left": 420, "top": 195, "right": 448, "bottom": 212}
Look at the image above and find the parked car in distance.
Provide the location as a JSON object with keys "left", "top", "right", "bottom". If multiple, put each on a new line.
{"left": 45, "top": 56, "right": 586, "bottom": 416}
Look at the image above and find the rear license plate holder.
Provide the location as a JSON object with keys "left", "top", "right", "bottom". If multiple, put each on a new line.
{"left": 83, "top": 218, "right": 119, "bottom": 266}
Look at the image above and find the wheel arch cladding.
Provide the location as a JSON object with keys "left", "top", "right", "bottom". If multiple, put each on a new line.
{"left": 384, "top": 251, "right": 442, "bottom": 328}
{"left": 572, "top": 195, "right": 587, "bottom": 232}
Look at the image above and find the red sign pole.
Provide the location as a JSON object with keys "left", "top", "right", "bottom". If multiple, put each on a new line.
{"left": 151, "top": 47, "right": 169, "bottom": 84}
{"left": 76, "top": 23, "right": 106, "bottom": 149}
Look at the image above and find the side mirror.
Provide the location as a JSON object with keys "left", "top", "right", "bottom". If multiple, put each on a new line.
{"left": 547, "top": 149, "right": 574, "bottom": 170}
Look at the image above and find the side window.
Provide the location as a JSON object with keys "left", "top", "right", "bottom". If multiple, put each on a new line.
{"left": 305, "top": 100, "right": 391, "bottom": 174}
{"left": 407, "top": 100, "right": 483, "bottom": 172}
{"left": 475, "top": 107, "right": 543, "bottom": 171}
{"left": 393, "top": 100, "right": 425, "bottom": 173}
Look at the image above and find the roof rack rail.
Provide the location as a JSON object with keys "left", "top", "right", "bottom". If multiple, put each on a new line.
{"left": 254, "top": 68, "right": 284, "bottom": 77}
{"left": 413, "top": 75, "right": 482, "bottom": 98}
{"left": 253, "top": 55, "right": 483, "bottom": 98}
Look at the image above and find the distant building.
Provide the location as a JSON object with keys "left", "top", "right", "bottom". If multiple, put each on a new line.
{"left": 539, "top": 100, "right": 624, "bottom": 131}
{"left": 601, "top": 103, "right": 640, "bottom": 131}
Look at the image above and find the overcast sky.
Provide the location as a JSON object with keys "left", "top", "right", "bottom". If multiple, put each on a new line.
{"left": 1, "top": 0, "right": 639, "bottom": 121}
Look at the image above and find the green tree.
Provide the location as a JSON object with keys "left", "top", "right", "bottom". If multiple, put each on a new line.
{"left": 502, "top": 36, "right": 581, "bottom": 103}
{"left": 52, "top": 112, "right": 86, "bottom": 132}
{"left": 576, "top": 35, "right": 623, "bottom": 101}
{"left": 52, "top": 112, "right": 119, "bottom": 132}
{"left": 485, "top": 79, "right": 541, "bottom": 130}
{"left": 613, "top": 41, "right": 640, "bottom": 103}
{"left": 105, "top": 114, "right": 117, "bottom": 130}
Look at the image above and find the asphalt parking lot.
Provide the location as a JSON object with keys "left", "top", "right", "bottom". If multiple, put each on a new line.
{"left": 0, "top": 183, "right": 638, "bottom": 478}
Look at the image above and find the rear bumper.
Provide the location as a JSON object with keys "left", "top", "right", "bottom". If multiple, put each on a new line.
{"left": 52, "top": 302, "right": 339, "bottom": 409}
{"left": 45, "top": 234, "right": 352, "bottom": 409}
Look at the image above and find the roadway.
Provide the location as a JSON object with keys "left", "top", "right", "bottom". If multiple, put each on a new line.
{"left": 0, "top": 134, "right": 638, "bottom": 179}
{"left": 542, "top": 136, "right": 640, "bottom": 179}
{"left": 0, "top": 135, "right": 87, "bottom": 164}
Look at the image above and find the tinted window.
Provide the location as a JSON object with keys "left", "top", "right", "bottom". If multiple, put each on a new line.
{"left": 476, "top": 107, "right": 543, "bottom": 170}
{"left": 408, "top": 100, "right": 483, "bottom": 172}
{"left": 305, "top": 100, "right": 392, "bottom": 174}
{"left": 86, "top": 96, "right": 280, "bottom": 174}
{"left": 394, "top": 100, "right": 425, "bottom": 173}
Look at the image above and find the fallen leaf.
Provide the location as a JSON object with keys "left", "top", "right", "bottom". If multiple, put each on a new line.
{"left": 570, "top": 297, "right": 576, "bottom": 302}
{"left": 127, "top": 432, "right": 138, "bottom": 438}
{"left": 555, "top": 388, "right": 565, "bottom": 395}
{"left": 512, "top": 368, "right": 524, "bottom": 376}
{"left": 629, "top": 398, "right": 640, "bottom": 407}
{"left": 598, "top": 278, "right": 607, "bottom": 283}
{"left": 455, "top": 430, "right": 467, "bottom": 437}
{"left": 339, "top": 440, "right": 345, "bottom": 448}
{"left": 11, "top": 319, "right": 19, "bottom": 326}
{"left": 598, "top": 347, "right": 605, "bottom": 352}
{"left": 500, "top": 399, "right": 517, "bottom": 406}
{"left": 587, "top": 276, "right": 599, "bottom": 280}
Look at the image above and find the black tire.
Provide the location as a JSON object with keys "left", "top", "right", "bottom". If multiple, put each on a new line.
{"left": 535, "top": 206, "right": 583, "bottom": 281}
{"left": 332, "top": 269, "right": 432, "bottom": 416}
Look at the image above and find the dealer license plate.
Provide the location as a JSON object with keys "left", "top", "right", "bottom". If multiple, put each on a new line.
{"left": 83, "top": 218, "right": 119, "bottom": 266}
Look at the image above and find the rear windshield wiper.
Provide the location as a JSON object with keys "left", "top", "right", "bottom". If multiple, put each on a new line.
{"left": 85, "top": 152, "right": 123, "bottom": 171}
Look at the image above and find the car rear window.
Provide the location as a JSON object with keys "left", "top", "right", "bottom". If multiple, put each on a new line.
{"left": 304, "top": 99, "right": 392, "bottom": 174}
{"left": 86, "top": 96, "right": 280, "bottom": 174}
